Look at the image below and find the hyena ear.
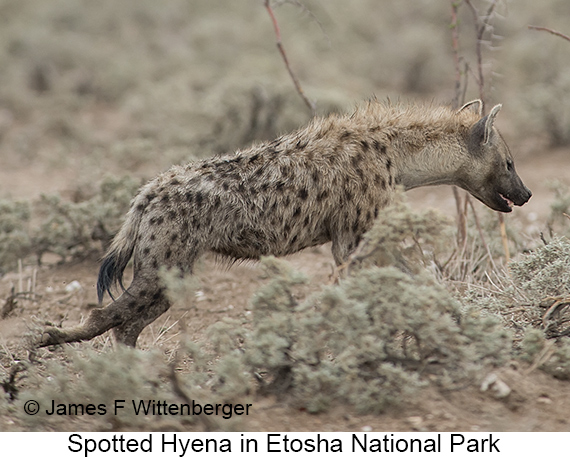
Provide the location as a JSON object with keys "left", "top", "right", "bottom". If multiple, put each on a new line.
{"left": 483, "top": 104, "right": 502, "bottom": 144}
{"left": 458, "top": 99, "right": 483, "bottom": 116}
{"left": 470, "top": 103, "right": 502, "bottom": 147}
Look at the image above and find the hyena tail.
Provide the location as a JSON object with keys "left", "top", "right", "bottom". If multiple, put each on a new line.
{"left": 97, "top": 191, "right": 146, "bottom": 304}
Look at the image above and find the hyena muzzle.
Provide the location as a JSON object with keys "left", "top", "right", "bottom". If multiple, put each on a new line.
{"left": 40, "top": 99, "right": 531, "bottom": 347}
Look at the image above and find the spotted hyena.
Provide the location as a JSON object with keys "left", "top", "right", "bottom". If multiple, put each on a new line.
{"left": 40, "top": 99, "right": 531, "bottom": 347}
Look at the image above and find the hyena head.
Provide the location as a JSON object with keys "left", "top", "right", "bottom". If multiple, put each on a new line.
{"left": 458, "top": 101, "right": 532, "bottom": 213}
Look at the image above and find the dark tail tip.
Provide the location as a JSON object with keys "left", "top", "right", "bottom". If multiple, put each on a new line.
{"left": 97, "top": 254, "right": 128, "bottom": 304}
{"left": 97, "top": 256, "right": 115, "bottom": 304}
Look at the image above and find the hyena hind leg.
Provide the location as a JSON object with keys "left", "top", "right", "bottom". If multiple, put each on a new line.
{"left": 39, "top": 296, "right": 129, "bottom": 347}
{"left": 112, "top": 287, "right": 171, "bottom": 347}
{"left": 39, "top": 278, "right": 164, "bottom": 348}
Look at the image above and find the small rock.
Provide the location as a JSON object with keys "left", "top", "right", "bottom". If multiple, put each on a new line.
{"left": 481, "top": 372, "right": 498, "bottom": 390}
{"left": 64, "top": 280, "right": 82, "bottom": 293}
{"left": 406, "top": 416, "right": 423, "bottom": 429}
{"left": 361, "top": 425, "right": 372, "bottom": 432}
{"left": 536, "top": 396, "right": 552, "bottom": 405}
{"left": 480, "top": 372, "right": 511, "bottom": 399}
{"left": 195, "top": 290, "right": 207, "bottom": 301}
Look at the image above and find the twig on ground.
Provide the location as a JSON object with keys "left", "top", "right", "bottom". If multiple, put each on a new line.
{"left": 528, "top": 25, "right": 570, "bottom": 43}
{"left": 543, "top": 300, "right": 570, "bottom": 326}
{"left": 524, "top": 339, "right": 555, "bottom": 376}
{"left": 541, "top": 295, "right": 570, "bottom": 332}
{"left": 168, "top": 364, "right": 218, "bottom": 431}
{"left": 264, "top": 0, "right": 316, "bottom": 114}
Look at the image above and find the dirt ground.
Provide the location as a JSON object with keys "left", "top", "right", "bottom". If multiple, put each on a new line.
{"left": 1, "top": 142, "right": 570, "bottom": 432}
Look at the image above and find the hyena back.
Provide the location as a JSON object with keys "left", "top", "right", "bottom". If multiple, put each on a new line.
{"left": 41, "top": 99, "right": 531, "bottom": 347}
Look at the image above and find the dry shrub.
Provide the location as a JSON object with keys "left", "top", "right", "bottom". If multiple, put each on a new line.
{"left": 463, "top": 234, "right": 570, "bottom": 376}
{"left": 509, "top": 236, "right": 570, "bottom": 339}
{"left": 547, "top": 180, "right": 570, "bottom": 238}
{"left": 233, "top": 258, "right": 509, "bottom": 414}
{"left": 0, "top": 175, "right": 139, "bottom": 271}
{"left": 521, "top": 329, "right": 570, "bottom": 380}
{"left": 0, "top": 200, "right": 32, "bottom": 274}
{"left": 523, "top": 74, "right": 570, "bottom": 147}
{"left": 510, "top": 236, "right": 570, "bottom": 301}
{"left": 346, "top": 190, "right": 451, "bottom": 274}
{"left": 14, "top": 347, "right": 174, "bottom": 431}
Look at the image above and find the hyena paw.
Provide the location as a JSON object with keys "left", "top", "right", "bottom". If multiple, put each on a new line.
{"left": 38, "top": 327, "right": 69, "bottom": 347}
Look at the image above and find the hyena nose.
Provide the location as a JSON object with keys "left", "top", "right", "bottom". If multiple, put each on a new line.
{"left": 519, "top": 186, "right": 532, "bottom": 205}
{"left": 524, "top": 186, "right": 532, "bottom": 201}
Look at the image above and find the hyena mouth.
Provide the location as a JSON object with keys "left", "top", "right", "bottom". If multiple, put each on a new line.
{"left": 499, "top": 193, "right": 514, "bottom": 208}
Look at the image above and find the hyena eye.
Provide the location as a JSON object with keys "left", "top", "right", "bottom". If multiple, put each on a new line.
{"left": 506, "top": 159, "right": 514, "bottom": 172}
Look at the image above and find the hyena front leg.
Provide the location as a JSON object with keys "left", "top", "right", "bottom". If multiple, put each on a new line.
{"left": 331, "top": 232, "right": 362, "bottom": 267}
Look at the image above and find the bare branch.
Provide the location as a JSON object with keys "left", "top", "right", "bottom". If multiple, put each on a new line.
{"left": 275, "top": 0, "right": 329, "bottom": 43}
{"left": 450, "top": 1, "right": 463, "bottom": 110}
{"left": 452, "top": 186, "right": 467, "bottom": 247}
{"left": 467, "top": 195, "right": 499, "bottom": 273}
{"left": 463, "top": 0, "right": 500, "bottom": 113}
{"left": 264, "top": 0, "right": 316, "bottom": 114}
{"left": 528, "top": 25, "right": 570, "bottom": 43}
{"left": 498, "top": 212, "right": 510, "bottom": 264}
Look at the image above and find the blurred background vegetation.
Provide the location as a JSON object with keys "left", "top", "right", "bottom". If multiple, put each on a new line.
{"left": 0, "top": 0, "right": 569, "bottom": 269}
{"left": 1, "top": 0, "right": 569, "bottom": 184}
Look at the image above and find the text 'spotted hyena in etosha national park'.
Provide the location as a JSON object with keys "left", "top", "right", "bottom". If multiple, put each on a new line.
{"left": 40, "top": 98, "right": 531, "bottom": 348}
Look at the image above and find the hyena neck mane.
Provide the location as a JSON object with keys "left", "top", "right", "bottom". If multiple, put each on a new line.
{"left": 273, "top": 100, "right": 479, "bottom": 191}
{"left": 350, "top": 101, "right": 479, "bottom": 190}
